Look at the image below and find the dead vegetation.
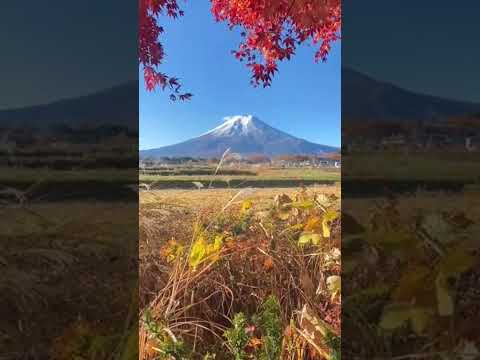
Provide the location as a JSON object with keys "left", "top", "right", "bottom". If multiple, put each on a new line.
{"left": 0, "top": 201, "right": 138, "bottom": 359}
{"left": 342, "top": 191, "right": 480, "bottom": 358}
{"left": 139, "top": 186, "right": 341, "bottom": 359}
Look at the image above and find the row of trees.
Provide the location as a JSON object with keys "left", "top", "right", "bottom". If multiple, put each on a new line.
{"left": 141, "top": 153, "right": 341, "bottom": 166}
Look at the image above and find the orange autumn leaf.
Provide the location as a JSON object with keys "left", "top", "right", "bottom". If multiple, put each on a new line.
{"left": 263, "top": 257, "right": 274, "bottom": 271}
{"left": 304, "top": 216, "right": 322, "bottom": 231}
{"left": 248, "top": 337, "right": 263, "bottom": 349}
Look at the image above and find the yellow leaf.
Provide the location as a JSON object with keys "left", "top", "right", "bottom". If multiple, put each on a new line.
{"left": 202, "top": 235, "right": 224, "bottom": 263}
{"left": 379, "top": 304, "right": 411, "bottom": 330}
{"left": 326, "top": 275, "right": 341, "bottom": 300}
{"left": 189, "top": 237, "right": 207, "bottom": 269}
{"left": 410, "top": 308, "right": 431, "bottom": 335}
{"left": 241, "top": 200, "right": 253, "bottom": 214}
{"left": 160, "top": 239, "right": 184, "bottom": 263}
{"left": 379, "top": 304, "right": 432, "bottom": 334}
{"left": 323, "top": 208, "right": 339, "bottom": 222}
{"left": 315, "top": 193, "right": 332, "bottom": 208}
{"left": 439, "top": 246, "right": 475, "bottom": 277}
{"left": 213, "top": 234, "right": 224, "bottom": 251}
{"left": 367, "top": 230, "right": 417, "bottom": 255}
{"left": 304, "top": 216, "right": 321, "bottom": 231}
{"left": 435, "top": 272, "right": 454, "bottom": 316}
{"left": 322, "top": 221, "right": 331, "bottom": 238}
{"left": 322, "top": 209, "right": 339, "bottom": 238}
{"left": 292, "top": 200, "right": 315, "bottom": 209}
{"left": 311, "top": 234, "right": 321, "bottom": 245}
{"left": 287, "top": 223, "right": 305, "bottom": 232}
{"left": 298, "top": 232, "right": 321, "bottom": 246}
{"left": 278, "top": 209, "right": 291, "bottom": 220}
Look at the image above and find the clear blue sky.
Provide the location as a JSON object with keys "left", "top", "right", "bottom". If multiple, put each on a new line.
{"left": 140, "top": 0, "right": 340, "bottom": 150}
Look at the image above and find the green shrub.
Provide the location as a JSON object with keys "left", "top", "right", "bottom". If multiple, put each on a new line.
{"left": 224, "top": 313, "right": 250, "bottom": 360}
{"left": 255, "top": 295, "right": 282, "bottom": 360}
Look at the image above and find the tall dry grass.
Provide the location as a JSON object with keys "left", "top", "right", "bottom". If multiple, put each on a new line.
{"left": 139, "top": 185, "right": 341, "bottom": 359}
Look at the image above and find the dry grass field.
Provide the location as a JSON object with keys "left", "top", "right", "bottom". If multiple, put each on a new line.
{"left": 1, "top": 201, "right": 138, "bottom": 359}
{"left": 139, "top": 185, "right": 341, "bottom": 359}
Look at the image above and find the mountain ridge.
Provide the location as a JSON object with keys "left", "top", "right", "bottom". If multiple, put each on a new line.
{"left": 0, "top": 81, "right": 138, "bottom": 129}
{"left": 342, "top": 67, "right": 480, "bottom": 121}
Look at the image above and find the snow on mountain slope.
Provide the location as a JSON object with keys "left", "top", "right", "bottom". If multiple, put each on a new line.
{"left": 202, "top": 115, "right": 263, "bottom": 137}
{"left": 141, "top": 115, "right": 338, "bottom": 158}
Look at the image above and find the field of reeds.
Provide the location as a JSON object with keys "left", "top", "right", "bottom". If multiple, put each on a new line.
{"left": 139, "top": 185, "right": 341, "bottom": 359}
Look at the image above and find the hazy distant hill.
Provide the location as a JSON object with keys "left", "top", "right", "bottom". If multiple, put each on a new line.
{"left": 343, "top": 68, "right": 480, "bottom": 121}
{"left": 140, "top": 115, "right": 338, "bottom": 158}
{"left": 0, "top": 81, "right": 137, "bottom": 129}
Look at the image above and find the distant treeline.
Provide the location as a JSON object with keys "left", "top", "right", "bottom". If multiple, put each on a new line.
{"left": 141, "top": 152, "right": 341, "bottom": 165}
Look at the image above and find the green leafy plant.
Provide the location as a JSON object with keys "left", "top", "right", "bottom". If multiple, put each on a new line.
{"left": 233, "top": 202, "right": 253, "bottom": 235}
{"left": 224, "top": 313, "right": 250, "bottom": 360}
{"left": 255, "top": 295, "right": 282, "bottom": 360}
{"left": 142, "top": 309, "right": 188, "bottom": 359}
{"left": 324, "top": 331, "right": 341, "bottom": 360}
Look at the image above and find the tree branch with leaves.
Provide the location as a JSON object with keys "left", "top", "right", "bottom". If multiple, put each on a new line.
{"left": 139, "top": 0, "right": 340, "bottom": 98}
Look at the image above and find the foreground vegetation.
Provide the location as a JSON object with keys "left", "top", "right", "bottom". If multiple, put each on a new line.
{"left": 343, "top": 190, "right": 480, "bottom": 358}
{"left": 139, "top": 186, "right": 341, "bottom": 359}
{"left": 1, "top": 201, "right": 138, "bottom": 359}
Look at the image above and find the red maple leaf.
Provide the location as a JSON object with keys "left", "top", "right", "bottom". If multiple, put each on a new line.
{"left": 139, "top": 0, "right": 341, "bottom": 95}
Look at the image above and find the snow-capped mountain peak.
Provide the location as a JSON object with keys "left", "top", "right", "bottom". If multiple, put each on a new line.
{"left": 203, "top": 115, "right": 262, "bottom": 137}
{"left": 141, "top": 115, "right": 339, "bottom": 158}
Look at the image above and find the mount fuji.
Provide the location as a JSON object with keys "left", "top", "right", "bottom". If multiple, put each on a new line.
{"left": 140, "top": 115, "right": 338, "bottom": 158}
